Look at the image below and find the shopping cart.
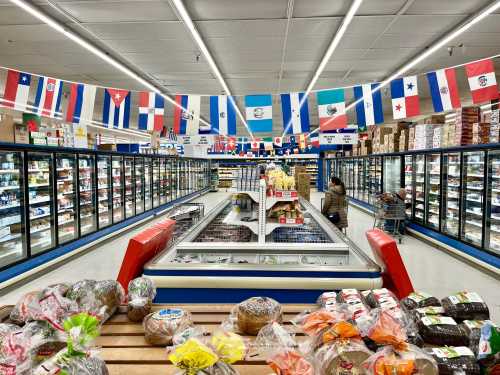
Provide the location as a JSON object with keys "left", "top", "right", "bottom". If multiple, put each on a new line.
{"left": 372, "top": 193, "right": 406, "bottom": 243}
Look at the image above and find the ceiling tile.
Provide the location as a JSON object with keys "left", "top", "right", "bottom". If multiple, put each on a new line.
{"left": 386, "top": 15, "right": 464, "bottom": 34}
{"left": 405, "top": 0, "right": 492, "bottom": 15}
{"left": 185, "top": 0, "right": 288, "bottom": 20}
{"left": 196, "top": 19, "right": 286, "bottom": 38}
{"left": 85, "top": 21, "right": 186, "bottom": 40}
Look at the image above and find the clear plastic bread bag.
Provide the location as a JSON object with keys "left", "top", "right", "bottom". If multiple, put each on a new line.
{"left": 144, "top": 308, "right": 193, "bottom": 346}
{"left": 127, "top": 277, "right": 157, "bottom": 322}
{"left": 315, "top": 337, "right": 373, "bottom": 375}
{"left": 168, "top": 338, "right": 219, "bottom": 375}
{"left": 356, "top": 308, "right": 409, "bottom": 350}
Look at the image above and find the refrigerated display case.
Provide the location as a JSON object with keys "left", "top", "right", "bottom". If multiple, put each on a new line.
{"left": 153, "top": 158, "right": 160, "bottom": 208}
{"left": 112, "top": 156, "right": 124, "bottom": 223}
{"left": 442, "top": 153, "right": 460, "bottom": 238}
{"left": 97, "top": 155, "right": 112, "bottom": 228}
{"left": 426, "top": 153, "right": 440, "bottom": 230}
{"left": 404, "top": 155, "right": 414, "bottom": 218}
{"left": 166, "top": 158, "right": 172, "bottom": 202}
{"left": 383, "top": 156, "right": 401, "bottom": 194}
{"left": 462, "top": 151, "right": 485, "bottom": 246}
{"left": 414, "top": 154, "right": 425, "bottom": 223}
{"left": 367, "top": 157, "right": 381, "bottom": 204}
{"left": 78, "top": 154, "right": 96, "bottom": 236}
{"left": 124, "top": 157, "right": 135, "bottom": 218}
{"left": 171, "top": 158, "right": 178, "bottom": 201}
{"left": 160, "top": 158, "right": 168, "bottom": 205}
{"left": 144, "top": 160, "right": 152, "bottom": 211}
{"left": 56, "top": 154, "right": 77, "bottom": 244}
{"left": 135, "top": 157, "right": 144, "bottom": 214}
{"left": 487, "top": 151, "right": 500, "bottom": 255}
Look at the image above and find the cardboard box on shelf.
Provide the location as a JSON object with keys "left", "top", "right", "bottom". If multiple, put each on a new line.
{"left": 424, "top": 115, "right": 445, "bottom": 124}
{"left": 0, "top": 114, "right": 15, "bottom": 143}
{"left": 98, "top": 144, "right": 116, "bottom": 151}
{"left": 14, "top": 124, "right": 29, "bottom": 144}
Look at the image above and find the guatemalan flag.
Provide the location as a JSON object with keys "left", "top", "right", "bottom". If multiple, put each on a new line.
{"left": 281, "top": 92, "right": 310, "bottom": 134}
{"left": 390, "top": 76, "right": 420, "bottom": 120}
{"left": 245, "top": 95, "right": 273, "bottom": 133}
{"left": 210, "top": 95, "right": 237, "bottom": 136}
{"left": 426, "top": 68, "right": 461, "bottom": 112}
{"left": 316, "top": 89, "right": 347, "bottom": 131}
{"left": 102, "top": 88, "right": 131, "bottom": 129}
{"left": 465, "top": 59, "right": 499, "bottom": 104}
{"left": 2, "top": 70, "right": 31, "bottom": 111}
{"left": 66, "top": 83, "right": 97, "bottom": 124}
{"left": 138, "top": 92, "right": 164, "bottom": 132}
{"left": 34, "top": 76, "right": 63, "bottom": 118}
{"left": 353, "top": 83, "right": 384, "bottom": 129}
{"left": 173, "top": 95, "right": 201, "bottom": 135}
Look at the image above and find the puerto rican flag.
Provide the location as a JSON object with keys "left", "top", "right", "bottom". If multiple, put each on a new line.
{"left": 310, "top": 133, "right": 320, "bottom": 148}
{"left": 138, "top": 92, "right": 164, "bottom": 132}
{"left": 390, "top": 76, "right": 420, "bottom": 120}
{"left": 2, "top": 70, "right": 31, "bottom": 111}
{"left": 102, "top": 88, "right": 131, "bottom": 129}
{"left": 281, "top": 92, "right": 310, "bottom": 134}
{"left": 465, "top": 59, "right": 499, "bottom": 104}
{"left": 173, "top": 95, "right": 201, "bottom": 135}
{"left": 426, "top": 68, "right": 461, "bottom": 112}
{"left": 34, "top": 76, "right": 63, "bottom": 118}
{"left": 66, "top": 83, "right": 97, "bottom": 124}
{"left": 210, "top": 95, "right": 237, "bottom": 136}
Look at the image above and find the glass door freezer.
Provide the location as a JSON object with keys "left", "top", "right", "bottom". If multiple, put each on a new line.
{"left": 425, "top": 153, "right": 441, "bottom": 230}
{"left": 442, "top": 152, "right": 460, "bottom": 238}
{"left": 414, "top": 154, "right": 425, "bottom": 223}
{"left": 112, "top": 156, "right": 124, "bottom": 223}
{"left": 124, "top": 157, "right": 135, "bottom": 218}
{"left": 135, "top": 157, "right": 144, "bottom": 215}
{"left": 78, "top": 154, "right": 96, "bottom": 236}
{"left": 97, "top": 155, "right": 112, "bottom": 228}
{"left": 487, "top": 151, "right": 500, "bottom": 255}
{"left": 56, "top": 153, "right": 78, "bottom": 244}
{"left": 462, "top": 151, "right": 485, "bottom": 247}
{"left": 144, "top": 159, "right": 152, "bottom": 211}
{"left": 404, "top": 155, "right": 414, "bottom": 218}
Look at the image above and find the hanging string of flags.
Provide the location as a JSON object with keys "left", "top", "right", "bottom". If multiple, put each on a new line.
{"left": 0, "top": 56, "right": 499, "bottom": 140}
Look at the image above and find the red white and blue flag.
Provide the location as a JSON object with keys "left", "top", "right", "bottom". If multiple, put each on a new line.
{"left": 465, "top": 59, "right": 499, "bottom": 104}
{"left": 66, "top": 83, "right": 97, "bottom": 124}
{"left": 34, "top": 76, "right": 63, "bottom": 118}
{"left": 2, "top": 70, "right": 31, "bottom": 111}
{"left": 427, "top": 68, "right": 461, "bottom": 112}
{"left": 173, "top": 95, "right": 201, "bottom": 135}
{"left": 310, "top": 133, "right": 320, "bottom": 148}
{"left": 138, "top": 92, "right": 164, "bottom": 132}
{"left": 390, "top": 75, "right": 420, "bottom": 120}
{"left": 102, "top": 88, "right": 131, "bottom": 129}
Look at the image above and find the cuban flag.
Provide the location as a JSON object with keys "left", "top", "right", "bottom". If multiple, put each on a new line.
{"left": 102, "top": 88, "right": 131, "bottom": 129}
{"left": 210, "top": 95, "right": 236, "bottom": 136}
{"left": 138, "top": 92, "right": 164, "bottom": 132}
{"left": 390, "top": 76, "right": 420, "bottom": 120}
{"left": 465, "top": 59, "right": 499, "bottom": 104}
{"left": 2, "top": 70, "right": 31, "bottom": 111}
{"left": 281, "top": 92, "right": 310, "bottom": 134}
{"left": 245, "top": 95, "right": 272, "bottom": 133}
{"left": 353, "top": 83, "right": 384, "bottom": 129}
{"left": 310, "top": 133, "right": 320, "bottom": 148}
{"left": 426, "top": 68, "right": 461, "bottom": 112}
{"left": 34, "top": 76, "right": 63, "bottom": 118}
{"left": 173, "top": 95, "right": 201, "bottom": 135}
{"left": 317, "top": 89, "right": 347, "bottom": 131}
{"left": 66, "top": 83, "right": 97, "bottom": 124}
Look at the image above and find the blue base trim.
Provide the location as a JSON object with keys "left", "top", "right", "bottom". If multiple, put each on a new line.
{"left": 144, "top": 269, "right": 380, "bottom": 278}
{"left": 349, "top": 197, "right": 375, "bottom": 212}
{"left": 0, "top": 189, "right": 208, "bottom": 284}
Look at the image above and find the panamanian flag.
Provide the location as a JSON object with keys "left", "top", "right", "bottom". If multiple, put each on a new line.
{"left": 173, "top": 95, "right": 201, "bottom": 135}
{"left": 2, "top": 70, "right": 31, "bottom": 111}
{"left": 281, "top": 92, "right": 310, "bottom": 134}
{"left": 138, "top": 92, "right": 164, "bottom": 132}
{"left": 316, "top": 89, "right": 347, "bottom": 131}
{"left": 390, "top": 76, "right": 420, "bottom": 120}
{"left": 66, "top": 83, "right": 97, "bottom": 124}
{"left": 426, "top": 68, "right": 461, "bottom": 112}
{"left": 210, "top": 95, "right": 236, "bottom": 136}
{"left": 102, "top": 88, "right": 131, "bottom": 129}
{"left": 34, "top": 76, "right": 63, "bottom": 118}
{"left": 245, "top": 95, "right": 272, "bottom": 133}
{"left": 353, "top": 83, "right": 384, "bottom": 130}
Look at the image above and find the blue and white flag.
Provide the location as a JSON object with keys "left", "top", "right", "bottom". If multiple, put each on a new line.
{"left": 210, "top": 95, "right": 237, "bottom": 136}
{"left": 281, "top": 92, "right": 310, "bottom": 134}
{"left": 353, "top": 83, "right": 384, "bottom": 128}
{"left": 102, "top": 88, "right": 131, "bottom": 129}
{"left": 245, "top": 95, "right": 273, "bottom": 133}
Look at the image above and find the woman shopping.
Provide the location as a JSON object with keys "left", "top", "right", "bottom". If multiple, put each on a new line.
{"left": 321, "top": 176, "right": 348, "bottom": 230}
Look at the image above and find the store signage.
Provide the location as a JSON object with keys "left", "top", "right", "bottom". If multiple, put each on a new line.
{"left": 179, "top": 135, "right": 215, "bottom": 145}
{"left": 73, "top": 123, "right": 88, "bottom": 148}
{"left": 320, "top": 133, "right": 358, "bottom": 145}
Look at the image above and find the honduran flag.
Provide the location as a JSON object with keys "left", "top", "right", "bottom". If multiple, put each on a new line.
{"left": 102, "top": 88, "right": 131, "bottom": 129}
{"left": 173, "top": 95, "right": 201, "bottom": 135}
{"left": 210, "top": 95, "right": 237, "bottom": 136}
{"left": 34, "top": 76, "right": 63, "bottom": 118}
{"left": 316, "top": 89, "right": 347, "bottom": 131}
{"left": 426, "top": 68, "right": 461, "bottom": 112}
{"left": 138, "top": 92, "right": 164, "bottom": 132}
{"left": 390, "top": 76, "right": 420, "bottom": 120}
{"left": 353, "top": 83, "right": 384, "bottom": 129}
{"left": 465, "top": 59, "right": 499, "bottom": 104}
{"left": 66, "top": 83, "right": 97, "bottom": 124}
{"left": 2, "top": 70, "right": 31, "bottom": 111}
{"left": 310, "top": 133, "right": 320, "bottom": 148}
{"left": 245, "top": 95, "right": 273, "bottom": 133}
{"left": 281, "top": 92, "right": 310, "bottom": 134}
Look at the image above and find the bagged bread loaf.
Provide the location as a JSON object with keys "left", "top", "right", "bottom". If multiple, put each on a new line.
{"left": 441, "top": 291, "right": 489, "bottom": 321}
{"left": 400, "top": 292, "right": 441, "bottom": 311}
{"left": 127, "top": 277, "right": 156, "bottom": 322}
{"left": 316, "top": 339, "right": 373, "bottom": 374}
{"left": 363, "top": 345, "right": 438, "bottom": 375}
{"left": 268, "top": 350, "right": 315, "bottom": 375}
{"left": 316, "top": 292, "right": 337, "bottom": 310}
{"left": 417, "top": 315, "right": 469, "bottom": 346}
{"left": 94, "top": 280, "right": 125, "bottom": 321}
{"left": 236, "top": 297, "right": 282, "bottom": 335}
{"left": 144, "top": 308, "right": 193, "bottom": 346}
{"left": 426, "top": 346, "right": 480, "bottom": 375}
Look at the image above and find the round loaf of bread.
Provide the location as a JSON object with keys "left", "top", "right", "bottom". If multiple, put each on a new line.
{"left": 143, "top": 308, "right": 192, "bottom": 346}
{"left": 236, "top": 297, "right": 282, "bottom": 335}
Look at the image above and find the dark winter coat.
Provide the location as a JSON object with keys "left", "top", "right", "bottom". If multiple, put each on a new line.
{"left": 322, "top": 185, "right": 348, "bottom": 229}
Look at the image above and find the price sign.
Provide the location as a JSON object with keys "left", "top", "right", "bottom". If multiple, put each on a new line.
{"left": 320, "top": 133, "right": 358, "bottom": 145}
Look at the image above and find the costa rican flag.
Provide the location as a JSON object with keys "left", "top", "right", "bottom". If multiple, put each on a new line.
{"left": 66, "top": 83, "right": 97, "bottom": 124}
{"left": 2, "top": 70, "right": 31, "bottom": 111}
{"left": 245, "top": 95, "right": 273, "bottom": 133}
{"left": 317, "top": 89, "right": 347, "bottom": 131}
{"left": 173, "top": 95, "right": 201, "bottom": 135}
{"left": 102, "top": 88, "right": 131, "bottom": 129}
{"left": 465, "top": 59, "right": 499, "bottom": 104}
{"left": 310, "top": 133, "right": 320, "bottom": 147}
{"left": 281, "top": 92, "right": 310, "bottom": 134}
{"left": 34, "top": 76, "right": 63, "bottom": 118}
{"left": 427, "top": 68, "right": 461, "bottom": 112}
{"left": 138, "top": 92, "right": 164, "bottom": 131}
{"left": 353, "top": 83, "right": 384, "bottom": 129}
{"left": 210, "top": 95, "right": 237, "bottom": 136}
{"left": 390, "top": 76, "right": 420, "bottom": 120}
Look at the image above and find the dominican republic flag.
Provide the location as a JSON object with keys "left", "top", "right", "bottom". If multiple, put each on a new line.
{"left": 245, "top": 95, "right": 272, "bottom": 133}
{"left": 102, "top": 88, "right": 131, "bottom": 129}
{"left": 281, "top": 92, "right": 310, "bottom": 134}
{"left": 210, "top": 95, "right": 237, "bottom": 136}
{"left": 317, "top": 89, "right": 347, "bottom": 131}
{"left": 138, "top": 92, "right": 164, "bottom": 132}
{"left": 353, "top": 83, "right": 384, "bottom": 129}
{"left": 2, "top": 70, "right": 31, "bottom": 111}
{"left": 34, "top": 76, "right": 63, "bottom": 118}
{"left": 390, "top": 76, "right": 420, "bottom": 120}
{"left": 66, "top": 83, "right": 96, "bottom": 124}
{"left": 426, "top": 68, "right": 461, "bottom": 112}
{"left": 465, "top": 59, "right": 499, "bottom": 104}
{"left": 173, "top": 95, "right": 201, "bottom": 135}
{"left": 274, "top": 136, "right": 283, "bottom": 147}
{"left": 310, "top": 133, "right": 320, "bottom": 148}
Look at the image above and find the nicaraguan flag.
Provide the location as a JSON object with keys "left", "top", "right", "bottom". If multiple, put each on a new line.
{"left": 316, "top": 89, "right": 347, "bottom": 131}
{"left": 102, "top": 88, "right": 131, "bottom": 129}
{"left": 426, "top": 68, "right": 461, "bottom": 112}
{"left": 173, "top": 95, "right": 201, "bottom": 135}
{"left": 390, "top": 76, "right": 420, "bottom": 120}
{"left": 138, "top": 92, "right": 164, "bottom": 131}
{"left": 210, "top": 95, "right": 236, "bottom": 136}
{"left": 245, "top": 95, "right": 272, "bottom": 133}
{"left": 281, "top": 92, "right": 310, "bottom": 134}
{"left": 66, "top": 83, "right": 97, "bottom": 124}
{"left": 353, "top": 83, "right": 384, "bottom": 128}
{"left": 34, "top": 76, "right": 63, "bottom": 118}
{"left": 2, "top": 70, "right": 31, "bottom": 111}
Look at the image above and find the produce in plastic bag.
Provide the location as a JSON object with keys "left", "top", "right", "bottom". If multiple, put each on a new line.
{"left": 363, "top": 345, "right": 438, "bottom": 375}
{"left": 400, "top": 292, "right": 441, "bottom": 311}
{"left": 127, "top": 277, "right": 157, "bottom": 322}
{"left": 168, "top": 338, "right": 219, "bottom": 374}
{"left": 426, "top": 346, "right": 480, "bottom": 375}
{"left": 235, "top": 297, "right": 282, "bottom": 335}
{"left": 416, "top": 315, "right": 469, "bottom": 346}
{"left": 144, "top": 308, "right": 193, "bottom": 346}
{"left": 293, "top": 309, "right": 346, "bottom": 337}
{"left": 441, "top": 291, "right": 489, "bottom": 321}
{"left": 337, "top": 289, "right": 370, "bottom": 320}
{"left": 315, "top": 338, "right": 373, "bottom": 374}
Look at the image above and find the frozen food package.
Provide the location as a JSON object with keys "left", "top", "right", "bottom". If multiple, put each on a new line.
{"left": 363, "top": 345, "right": 438, "bottom": 375}
{"left": 127, "top": 277, "right": 157, "bottom": 322}
{"left": 315, "top": 339, "right": 373, "bottom": 374}
{"left": 417, "top": 315, "right": 469, "bottom": 346}
{"left": 400, "top": 291, "right": 441, "bottom": 310}
{"left": 441, "top": 291, "right": 489, "bottom": 321}
{"left": 143, "top": 308, "right": 193, "bottom": 346}
{"left": 235, "top": 297, "right": 283, "bottom": 335}
{"left": 426, "top": 346, "right": 480, "bottom": 375}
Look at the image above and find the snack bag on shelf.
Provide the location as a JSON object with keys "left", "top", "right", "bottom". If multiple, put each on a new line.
{"left": 441, "top": 291, "right": 490, "bottom": 321}
{"left": 363, "top": 345, "right": 438, "bottom": 375}
{"left": 127, "top": 277, "right": 157, "bottom": 322}
{"left": 143, "top": 308, "right": 193, "bottom": 346}
{"left": 400, "top": 291, "right": 441, "bottom": 311}
{"left": 426, "top": 346, "right": 480, "bottom": 375}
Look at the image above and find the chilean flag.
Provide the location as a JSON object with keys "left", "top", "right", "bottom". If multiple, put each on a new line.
{"left": 427, "top": 68, "right": 461, "bottom": 112}
{"left": 2, "top": 70, "right": 31, "bottom": 111}
{"left": 66, "top": 83, "right": 97, "bottom": 124}
{"left": 210, "top": 95, "right": 237, "bottom": 136}
{"left": 390, "top": 76, "right": 420, "bottom": 120}
{"left": 102, "top": 88, "right": 131, "bottom": 129}
{"left": 173, "top": 95, "right": 201, "bottom": 135}
{"left": 465, "top": 59, "right": 499, "bottom": 104}
{"left": 34, "top": 76, "right": 63, "bottom": 118}
{"left": 310, "top": 133, "right": 320, "bottom": 148}
{"left": 138, "top": 92, "right": 164, "bottom": 131}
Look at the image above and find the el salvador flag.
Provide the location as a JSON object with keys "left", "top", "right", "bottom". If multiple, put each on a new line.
{"left": 353, "top": 83, "right": 384, "bottom": 128}
{"left": 245, "top": 95, "right": 273, "bottom": 133}
{"left": 210, "top": 95, "right": 236, "bottom": 136}
{"left": 281, "top": 92, "right": 310, "bottom": 134}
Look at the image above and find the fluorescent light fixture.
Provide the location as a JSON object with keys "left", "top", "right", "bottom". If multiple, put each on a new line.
{"left": 87, "top": 123, "right": 151, "bottom": 140}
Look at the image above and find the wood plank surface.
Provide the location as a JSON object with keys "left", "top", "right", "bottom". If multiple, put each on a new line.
{"left": 107, "top": 364, "right": 272, "bottom": 375}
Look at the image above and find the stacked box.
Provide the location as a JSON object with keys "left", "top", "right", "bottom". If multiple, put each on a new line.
{"left": 413, "top": 124, "right": 434, "bottom": 150}
{"left": 424, "top": 115, "right": 445, "bottom": 124}
{"left": 408, "top": 126, "right": 416, "bottom": 150}
{"left": 490, "top": 110, "right": 500, "bottom": 143}
{"left": 359, "top": 139, "right": 372, "bottom": 155}
{"left": 432, "top": 125, "right": 442, "bottom": 148}
{"left": 472, "top": 123, "right": 491, "bottom": 144}
{"left": 297, "top": 173, "right": 310, "bottom": 201}
{"left": 454, "top": 107, "right": 479, "bottom": 146}
{"left": 441, "top": 124, "right": 452, "bottom": 148}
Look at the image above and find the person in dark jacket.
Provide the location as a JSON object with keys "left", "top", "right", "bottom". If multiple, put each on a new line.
{"left": 322, "top": 176, "right": 348, "bottom": 229}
